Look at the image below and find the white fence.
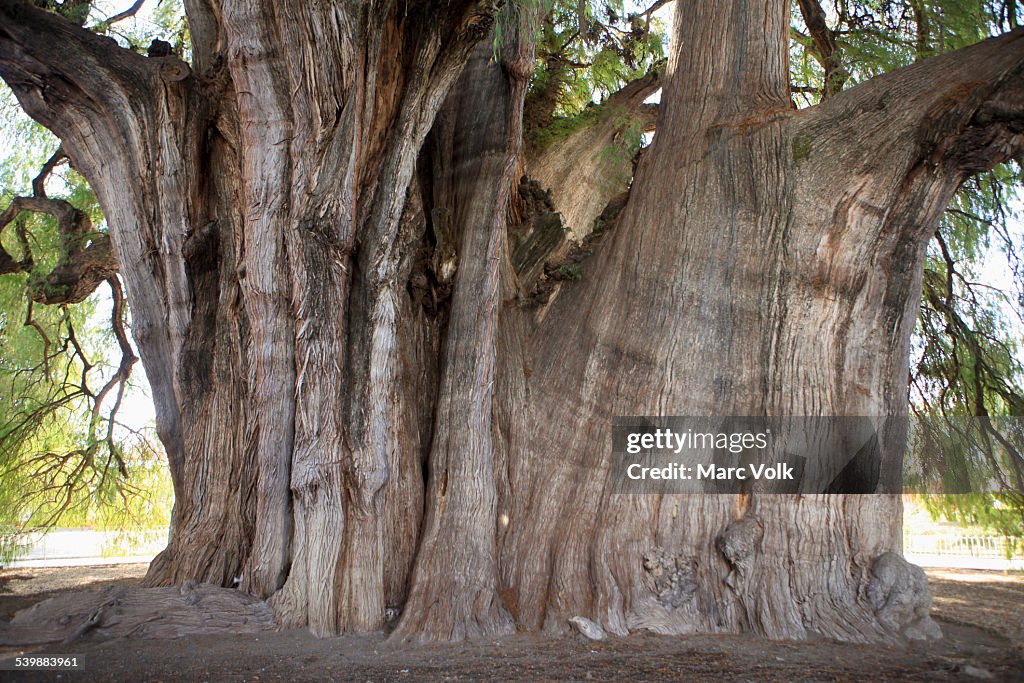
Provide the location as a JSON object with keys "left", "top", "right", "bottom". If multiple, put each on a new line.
{"left": 5, "top": 528, "right": 1022, "bottom": 570}
{"left": 3, "top": 528, "right": 167, "bottom": 568}
{"left": 903, "top": 532, "right": 1024, "bottom": 570}
{"left": 904, "top": 533, "right": 1022, "bottom": 559}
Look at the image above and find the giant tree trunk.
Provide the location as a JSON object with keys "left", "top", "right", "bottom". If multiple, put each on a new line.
{"left": 2, "top": 0, "right": 1023, "bottom": 644}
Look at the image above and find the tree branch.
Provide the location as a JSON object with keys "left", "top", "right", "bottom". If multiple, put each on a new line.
{"left": 0, "top": 194, "right": 118, "bottom": 303}
{"left": 638, "top": 0, "right": 672, "bottom": 19}
{"left": 796, "top": 0, "right": 847, "bottom": 97}
{"left": 801, "top": 28, "right": 1024, "bottom": 184}
{"left": 604, "top": 61, "right": 664, "bottom": 109}
{"left": 0, "top": 0, "right": 161, "bottom": 151}
{"left": 31, "top": 145, "right": 65, "bottom": 198}
{"left": 96, "top": 0, "right": 145, "bottom": 27}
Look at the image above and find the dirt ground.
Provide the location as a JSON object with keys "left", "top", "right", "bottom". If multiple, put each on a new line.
{"left": 0, "top": 564, "right": 1021, "bottom": 682}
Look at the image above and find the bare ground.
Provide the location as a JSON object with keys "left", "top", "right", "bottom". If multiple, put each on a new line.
{"left": 0, "top": 564, "right": 1021, "bottom": 682}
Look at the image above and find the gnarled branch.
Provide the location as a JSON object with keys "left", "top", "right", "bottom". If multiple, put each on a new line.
{"left": 0, "top": 192, "right": 118, "bottom": 304}
{"left": 799, "top": 28, "right": 1024, "bottom": 194}
{"left": 524, "top": 65, "right": 662, "bottom": 244}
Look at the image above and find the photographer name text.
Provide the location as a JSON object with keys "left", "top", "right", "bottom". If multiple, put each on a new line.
{"left": 625, "top": 462, "right": 794, "bottom": 481}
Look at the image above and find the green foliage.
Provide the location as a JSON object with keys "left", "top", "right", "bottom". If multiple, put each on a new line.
{"left": 910, "top": 164, "right": 1024, "bottom": 541}
{"left": 921, "top": 493, "right": 1024, "bottom": 537}
{"left": 526, "top": 0, "right": 666, "bottom": 120}
{"left": 34, "top": 1, "right": 92, "bottom": 26}
{"left": 790, "top": 0, "right": 1019, "bottom": 105}
{"left": 556, "top": 262, "right": 583, "bottom": 280}
{"left": 0, "top": 242, "right": 171, "bottom": 563}
{"left": 529, "top": 105, "right": 601, "bottom": 150}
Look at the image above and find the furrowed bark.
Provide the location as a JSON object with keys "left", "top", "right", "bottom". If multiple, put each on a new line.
{"left": 332, "top": 3, "right": 499, "bottom": 635}
{"left": 218, "top": 0, "right": 298, "bottom": 601}
{"left": 495, "top": 4, "right": 1024, "bottom": 643}
{"left": 1, "top": 0, "right": 500, "bottom": 638}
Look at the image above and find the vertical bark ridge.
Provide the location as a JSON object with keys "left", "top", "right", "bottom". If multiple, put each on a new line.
{"left": 394, "top": 19, "right": 537, "bottom": 640}
{"left": 150, "top": 112, "right": 258, "bottom": 589}
{"left": 258, "top": 0, "right": 366, "bottom": 635}
{"left": 664, "top": 0, "right": 790, "bottom": 133}
{"left": 220, "top": 0, "right": 298, "bottom": 599}
{"left": 333, "top": 2, "right": 501, "bottom": 634}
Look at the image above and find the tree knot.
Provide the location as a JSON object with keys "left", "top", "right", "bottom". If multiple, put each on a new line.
{"left": 643, "top": 547, "right": 697, "bottom": 609}
{"left": 866, "top": 552, "right": 942, "bottom": 641}
{"left": 716, "top": 515, "right": 763, "bottom": 589}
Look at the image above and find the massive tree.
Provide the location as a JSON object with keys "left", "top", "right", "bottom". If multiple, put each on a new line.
{"left": 1, "top": 0, "right": 1023, "bottom": 643}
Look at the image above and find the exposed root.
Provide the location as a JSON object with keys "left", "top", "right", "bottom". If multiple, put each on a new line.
{"left": 0, "top": 582, "right": 275, "bottom": 646}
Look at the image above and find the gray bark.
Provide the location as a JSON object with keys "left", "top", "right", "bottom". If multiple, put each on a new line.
{"left": 494, "top": 4, "right": 1023, "bottom": 641}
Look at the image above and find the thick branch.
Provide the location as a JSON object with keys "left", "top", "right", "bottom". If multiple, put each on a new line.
{"left": 0, "top": 0, "right": 159, "bottom": 135}
{"left": 638, "top": 0, "right": 672, "bottom": 19}
{"left": 523, "top": 67, "right": 661, "bottom": 247}
{"left": 31, "top": 145, "right": 65, "bottom": 198}
{"left": 796, "top": 0, "right": 847, "bottom": 97}
{"left": 0, "top": 145, "right": 64, "bottom": 274}
{"left": 605, "top": 63, "right": 663, "bottom": 109}
{"left": 800, "top": 28, "right": 1024, "bottom": 182}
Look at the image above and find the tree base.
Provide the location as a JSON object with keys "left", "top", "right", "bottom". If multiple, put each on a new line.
{"left": 0, "top": 553, "right": 940, "bottom": 648}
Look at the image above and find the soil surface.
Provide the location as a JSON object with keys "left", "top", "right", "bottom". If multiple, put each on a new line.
{"left": 0, "top": 564, "right": 1021, "bottom": 682}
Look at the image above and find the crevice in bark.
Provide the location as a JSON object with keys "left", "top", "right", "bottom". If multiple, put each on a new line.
{"left": 393, "top": 14, "right": 540, "bottom": 640}
{"left": 516, "top": 189, "right": 628, "bottom": 308}
{"left": 508, "top": 176, "right": 569, "bottom": 289}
